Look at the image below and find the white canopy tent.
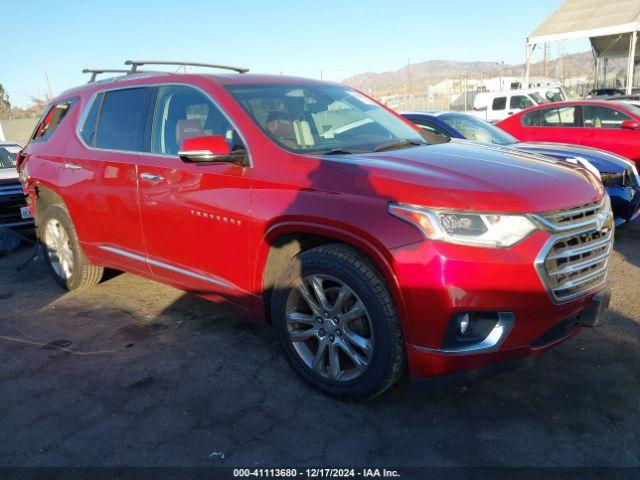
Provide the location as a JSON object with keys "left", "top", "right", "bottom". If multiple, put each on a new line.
{"left": 525, "top": 0, "right": 640, "bottom": 94}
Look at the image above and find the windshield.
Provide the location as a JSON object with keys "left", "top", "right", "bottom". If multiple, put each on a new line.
{"left": 0, "top": 145, "right": 20, "bottom": 169}
{"left": 543, "top": 88, "right": 564, "bottom": 103}
{"left": 225, "top": 84, "right": 425, "bottom": 154}
{"left": 439, "top": 113, "right": 517, "bottom": 146}
{"left": 616, "top": 101, "right": 640, "bottom": 116}
{"left": 529, "top": 92, "right": 547, "bottom": 105}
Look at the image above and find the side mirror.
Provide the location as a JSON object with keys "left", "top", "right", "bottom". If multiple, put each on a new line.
{"left": 178, "top": 135, "right": 240, "bottom": 163}
{"left": 621, "top": 120, "right": 640, "bottom": 130}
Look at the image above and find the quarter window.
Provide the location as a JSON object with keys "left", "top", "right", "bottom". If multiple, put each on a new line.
{"left": 583, "top": 106, "right": 631, "bottom": 129}
{"left": 492, "top": 97, "right": 506, "bottom": 110}
{"left": 94, "top": 88, "right": 150, "bottom": 151}
{"left": 31, "top": 99, "right": 76, "bottom": 143}
{"left": 150, "top": 85, "right": 243, "bottom": 155}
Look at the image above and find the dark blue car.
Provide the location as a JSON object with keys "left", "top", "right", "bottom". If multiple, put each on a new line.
{"left": 402, "top": 111, "right": 640, "bottom": 226}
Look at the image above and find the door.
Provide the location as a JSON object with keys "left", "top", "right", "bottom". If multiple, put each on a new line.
{"left": 518, "top": 104, "right": 582, "bottom": 143}
{"left": 69, "top": 87, "right": 151, "bottom": 272}
{"left": 579, "top": 104, "right": 639, "bottom": 158}
{"left": 137, "top": 84, "right": 253, "bottom": 307}
{"left": 488, "top": 96, "right": 507, "bottom": 122}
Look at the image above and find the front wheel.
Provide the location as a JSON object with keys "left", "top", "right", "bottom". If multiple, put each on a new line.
{"left": 39, "top": 205, "right": 104, "bottom": 290}
{"left": 271, "top": 244, "right": 405, "bottom": 400}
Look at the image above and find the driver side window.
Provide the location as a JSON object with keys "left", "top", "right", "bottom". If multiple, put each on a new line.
{"left": 151, "top": 85, "right": 244, "bottom": 155}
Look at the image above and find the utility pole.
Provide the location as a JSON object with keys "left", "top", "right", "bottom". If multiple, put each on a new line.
{"left": 44, "top": 71, "right": 53, "bottom": 100}
{"left": 543, "top": 44, "right": 548, "bottom": 77}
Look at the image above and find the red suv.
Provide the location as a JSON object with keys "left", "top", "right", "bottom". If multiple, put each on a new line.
{"left": 18, "top": 61, "right": 613, "bottom": 399}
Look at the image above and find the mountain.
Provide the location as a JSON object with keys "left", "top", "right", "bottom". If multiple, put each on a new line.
{"left": 342, "top": 51, "right": 625, "bottom": 94}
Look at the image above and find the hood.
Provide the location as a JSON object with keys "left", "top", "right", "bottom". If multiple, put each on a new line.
{"left": 514, "top": 142, "right": 629, "bottom": 174}
{"left": 318, "top": 142, "right": 603, "bottom": 213}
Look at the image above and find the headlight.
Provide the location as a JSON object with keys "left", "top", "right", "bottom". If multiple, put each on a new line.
{"left": 388, "top": 203, "right": 537, "bottom": 248}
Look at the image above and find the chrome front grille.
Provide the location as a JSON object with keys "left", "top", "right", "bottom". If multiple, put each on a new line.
{"left": 533, "top": 200, "right": 614, "bottom": 303}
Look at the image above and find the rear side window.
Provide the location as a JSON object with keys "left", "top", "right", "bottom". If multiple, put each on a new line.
{"left": 94, "top": 88, "right": 150, "bottom": 151}
{"left": 492, "top": 97, "right": 506, "bottom": 110}
{"left": 522, "top": 107, "right": 576, "bottom": 127}
{"left": 30, "top": 99, "right": 76, "bottom": 143}
{"left": 522, "top": 110, "right": 541, "bottom": 126}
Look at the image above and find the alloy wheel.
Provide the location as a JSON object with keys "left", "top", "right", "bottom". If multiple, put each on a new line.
{"left": 285, "top": 274, "right": 374, "bottom": 382}
{"left": 44, "top": 219, "right": 74, "bottom": 280}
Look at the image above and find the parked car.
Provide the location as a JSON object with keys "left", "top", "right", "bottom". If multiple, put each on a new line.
{"left": 19, "top": 62, "right": 613, "bottom": 399}
{"left": 1, "top": 141, "right": 34, "bottom": 229}
{"left": 470, "top": 89, "right": 547, "bottom": 122}
{"left": 402, "top": 111, "right": 640, "bottom": 225}
{"left": 586, "top": 88, "right": 624, "bottom": 99}
{"left": 497, "top": 100, "right": 640, "bottom": 164}
{"left": 537, "top": 86, "right": 580, "bottom": 103}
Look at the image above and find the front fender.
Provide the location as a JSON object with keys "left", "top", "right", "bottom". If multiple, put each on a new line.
{"left": 253, "top": 219, "right": 416, "bottom": 345}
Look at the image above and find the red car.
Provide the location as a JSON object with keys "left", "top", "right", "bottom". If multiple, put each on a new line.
{"left": 497, "top": 100, "right": 640, "bottom": 163}
{"left": 18, "top": 61, "right": 613, "bottom": 399}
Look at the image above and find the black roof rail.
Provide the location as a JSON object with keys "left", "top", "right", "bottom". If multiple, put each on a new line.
{"left": 82, "top": 68, "right": 133, "bottom": 83}
{"left": 124, "top": 60, "right": 249, "bottom": 74}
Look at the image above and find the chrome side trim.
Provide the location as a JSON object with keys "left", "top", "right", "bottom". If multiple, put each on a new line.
{"left": 98, "top": 245, "right": 231, "bottom": 289}
{"left": 414, "top": 313, "right": 515, "bottom": 356}
{"left": 74, "top": 82, "right": 253, "bottom": 167}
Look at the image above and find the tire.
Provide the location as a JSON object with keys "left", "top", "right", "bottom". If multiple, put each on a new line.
{"left": 271, "top": 244, "right": 405, "bottom": 400}
{"left": 38, "top": 204, "right": 104, "bottom": 290}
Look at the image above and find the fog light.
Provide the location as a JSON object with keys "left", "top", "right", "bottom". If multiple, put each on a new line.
{"left": 458, "top": 313, "right": 470, "bottom": 335}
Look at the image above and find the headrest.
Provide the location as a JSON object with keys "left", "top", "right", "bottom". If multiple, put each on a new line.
{"left": 266, "top": 111, "right": 295, "bottom": 139}
{"left": 176, "top": 119, "right": 204, "bottom": 149}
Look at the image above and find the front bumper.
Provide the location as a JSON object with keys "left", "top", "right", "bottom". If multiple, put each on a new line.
{"left": 0, "top": 183, "right": 34, "bottom": 229}
{"left": 390, "top": 230, "right": 610, "bottom": 378}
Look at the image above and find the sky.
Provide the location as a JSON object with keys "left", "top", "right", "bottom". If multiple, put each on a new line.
{"left": 0, "top": 0, "right": 589, "bottom": 107}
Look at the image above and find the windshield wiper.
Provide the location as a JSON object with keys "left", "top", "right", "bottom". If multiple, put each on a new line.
{"left": 373, "top": 139, "right": 426, "bottom": 152}
{"left": 314, "top": 148, "right": 363, "bottom": 155}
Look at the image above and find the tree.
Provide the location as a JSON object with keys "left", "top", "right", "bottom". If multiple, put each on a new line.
{"left": 0, "top": 82, "right": 11, "bottom": 117}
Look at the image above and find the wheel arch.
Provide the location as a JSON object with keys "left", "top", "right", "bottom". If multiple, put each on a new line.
{"left": 32, "top": 185, "right": 68, "bottom": 236}
{"left": 256, "top": 221, "right": 413, "bottom": 343}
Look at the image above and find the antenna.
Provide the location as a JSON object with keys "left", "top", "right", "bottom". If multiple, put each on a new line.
{"left": 82, "top": 69, "right": 132, "bottom": 83}
{"left": 125, "top": 60, "right": 249, "bottom": 74}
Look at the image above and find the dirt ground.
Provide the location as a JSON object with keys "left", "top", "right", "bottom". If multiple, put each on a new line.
{"left": 0, "top": 222, "right": 639, "bottom": 470}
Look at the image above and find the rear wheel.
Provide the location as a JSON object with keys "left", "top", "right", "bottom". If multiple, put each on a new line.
{"left": 271, "top": 244, "right": 405, "bottom": 400}
{"left": 39, "top": 205, "right": 104, "bottom": 290}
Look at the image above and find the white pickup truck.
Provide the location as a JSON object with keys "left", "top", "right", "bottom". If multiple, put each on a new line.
{"left": 469, "top": 89, "right": 547, "bottom": 123}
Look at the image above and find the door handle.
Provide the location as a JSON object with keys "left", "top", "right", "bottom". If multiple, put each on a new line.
{"left": 140, "top": 173, "right": 164, "bottom": 182}
{"left": 64, "top": 163, "right": 82, "bottom": 170}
